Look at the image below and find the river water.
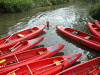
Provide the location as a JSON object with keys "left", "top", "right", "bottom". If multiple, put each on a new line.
{"left": 0, "top": 3, "right": 99, "bottom": 66}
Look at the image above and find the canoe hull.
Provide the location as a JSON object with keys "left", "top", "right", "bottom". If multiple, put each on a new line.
{"left": 56, "top": 57, "right": 100, "bottom": 75}
{"left": 95, "top": 20, "right": 100, "bottom": 26}
{"left": 0, "top": 37, "right": 44, "bottom": 59}
{"left": 0, "top": 53, "right": 82, "bottom": 75}
{"left": 0, "top": 44, "right": 64, "bottom": 73}
{"left": 56, "top": 25, "right": 100, "bottom": 51}
{"left": 87, "top": 22, "right": 100, "bottom": 37}
{"left": 0, "top": 25, "right": 45, "bottom": 48}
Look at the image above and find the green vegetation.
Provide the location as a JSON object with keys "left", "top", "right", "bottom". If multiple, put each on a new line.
{"left": 0, "top": 0, "right": 69, "bottom": 13}
{"left": 0, "top": 0, "right": 35, "bottom": 13}
{"left": 69, "top": 0, "right": 100, "bottom": 21}
{"left": 89, "top": 1, "right": 100, "bottom": 21}
{"left": 1, "top": 0, "right": 100, "bottom": 21}
{"left": 50, "top": 0, "right": 69, "bottom": 5}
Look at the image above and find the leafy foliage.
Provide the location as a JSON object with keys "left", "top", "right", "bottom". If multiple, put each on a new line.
{"left": 89, "top": 1, "right": 100, "bottom": 20}
{"left": 0, "top": 0, "right": 69, "bottom": 13}
{"left": 0, "top": 0, "right": 35, "bottom": 13}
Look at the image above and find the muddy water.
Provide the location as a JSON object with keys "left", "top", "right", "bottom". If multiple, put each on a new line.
{"left": 0, "top": 4, "right": 99, "bottom": 67}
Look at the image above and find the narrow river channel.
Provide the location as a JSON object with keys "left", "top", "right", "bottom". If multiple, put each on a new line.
{"left": 0, "top": 3, "right": 99, "bottom": 67}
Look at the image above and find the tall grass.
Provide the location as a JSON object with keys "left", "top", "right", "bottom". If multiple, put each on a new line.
{"left": 49, "top": 0, "right": 69, "bottom": 5}
{"left": 89, "top": 1, "right": 100, "bottom": 20}
{"left": 0, "top": 0, "right": 35, "bottom": 13}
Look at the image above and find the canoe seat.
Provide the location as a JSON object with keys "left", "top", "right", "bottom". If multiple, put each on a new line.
{"left": 0, "top": 65, "right": 3, "bottom": 67}
{"left": 17, "top": 34, "right": 24, "bottom": 37}
{"left": 72, "top": 31, "right": 79, "bottom": 35}
{"left": 94, "top": 27, "right": 99, "bottom": 30}
{"left": 53, "top": 60, "right": 61, "bottom": 66}
{"left": 38, "top": 50, "right": 46, "bottom": 55}
{"left": 8, "top": 72, "right": 16, "bottom": 75}
{"left": 84, "top": 36, "right": 91, "bottom": 39}
{"left": 0, "top": 59, "right": 6, "bottom": 63}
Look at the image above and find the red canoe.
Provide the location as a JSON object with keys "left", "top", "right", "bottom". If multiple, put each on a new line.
{"left": 56, "top": 57, "right": 100, "bottom": 75}
{"left": 87, "top": 22, "right": 100, "bottom": 37}
{"left": 0, "top": 37, "right": 44, "bottom": 59}
{"left": 95, "top": 19, "right": 100, "bottom": 26}
{"left": 0, "top": 44, "right": 64, "bottom": 73}
{"left": 0, "top": 25, "right": 45, "bottom": 48}
{"left": 56, "top": 25, "right": 100, "bottom": 51}
{"left": 0, "top": 53, "right": 82, "bottom": 75}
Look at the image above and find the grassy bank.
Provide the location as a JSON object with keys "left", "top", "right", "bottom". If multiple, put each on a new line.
{"left": 89, "top": 0, "right": 100, "bottom": 21}
{"left": 68, "top": 0, "right": 100, "bottom": 21}
{"left": 0, "top": 0, "right": 69, "bottom": 13}
{"left": 0, "top": 0, "right": 35, "bottom": 13}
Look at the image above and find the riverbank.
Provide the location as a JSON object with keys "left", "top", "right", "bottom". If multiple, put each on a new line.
{"left": 0, "top": 0, "right": 69, "bottom": 13}
{"left": 89, "top": 1, "right": 100, "bottom": 21}
{"left": 0, "top": 0, "right": 100, "bottom": 21}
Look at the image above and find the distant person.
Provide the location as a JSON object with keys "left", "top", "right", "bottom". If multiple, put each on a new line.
{"left": 47, "top": 21, "right": 49, "bottom": 28}
{"left": 46, "top": 21, "right": 53, "bottom": 30}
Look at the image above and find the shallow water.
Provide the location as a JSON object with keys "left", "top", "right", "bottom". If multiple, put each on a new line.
{"left": 0, "top": 4, "right": 99, "bottom": 67}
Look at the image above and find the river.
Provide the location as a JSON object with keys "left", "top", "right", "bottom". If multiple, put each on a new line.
{"left": 0, "top": 3, "right": 99, "bottom": 67}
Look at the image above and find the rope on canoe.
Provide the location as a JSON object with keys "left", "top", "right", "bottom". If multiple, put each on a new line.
{"left": 27, "top": 65, "right": 33, "bottom": 75}
{"left": 87, "top": 67, "right": 98, "bottom": 75}
{"left": 12, "top": 41, "right": 21, "bottom": 49}
{"left": 4, "top": 34, "right": 14, "bottom": 43}
{"left": 14, "top": 55, "right": 19, "bottom": 63}
{"left": 10, "top": 44, "right": 23, "bottom": 52}
{"left": 6, "top": 67, "right": 21, "bottom": 75}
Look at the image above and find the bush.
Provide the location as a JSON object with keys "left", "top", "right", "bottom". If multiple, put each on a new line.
{"left": 49, "top": 0, "right": 69, "bottom": 5}
{"left": 89, "top": 1, "right": 100, "bottom": 20}
{"left": 0, "top": 0, "right": 35, "bottom": 13}
{"left": 40, "top": 0, "right": 52, "bottom": 7}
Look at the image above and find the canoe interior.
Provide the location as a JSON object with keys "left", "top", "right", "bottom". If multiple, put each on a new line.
{"left": 64, "top": 28, "right": 100, "bottom": 44}
{"left": 92, "top": 25, "right": 100, "bottom": 32}
{"left": 0, "top": 48, "right": 47, "bottom": 67}
{"left": 58, "top": 58, "right": 100, "bottom": 75}
{"left": 0, "top": 41, "right": 28, "bottom": 56}
{"left": 0, "top": 27, "right": 39, "bottom": 44}
{"left": 5, "top": 57, "right": 64, "bottom": 75}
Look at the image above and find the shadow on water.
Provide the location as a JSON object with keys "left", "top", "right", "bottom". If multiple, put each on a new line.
{"left": 53, "top": 52, "right": 64, "bottom": 57}
{"left": 33, "top": 45, "right": 45, "bottom": 49}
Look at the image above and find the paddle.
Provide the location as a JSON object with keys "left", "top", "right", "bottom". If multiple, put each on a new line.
{"left": 5, "top": 41, "right": 22, "bottom": 54}
{"left": 22, "top": 57, "right": 70, "bottom": 75}
{"left": 8, "top": 56, "right": 75, "bottom": 75}
{"left": 36, "top": 57, "right": 71, "bottom": 71}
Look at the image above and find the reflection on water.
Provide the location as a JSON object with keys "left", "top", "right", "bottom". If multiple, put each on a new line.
{"left": 0, "top": 4, "right": 99, "bottom": 66}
